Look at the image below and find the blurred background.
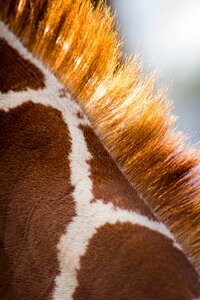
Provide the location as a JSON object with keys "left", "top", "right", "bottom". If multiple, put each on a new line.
{"left": 107, "top": 0, "right": 200, "bottom": 143}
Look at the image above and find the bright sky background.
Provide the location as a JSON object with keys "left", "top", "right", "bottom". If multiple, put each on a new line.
{"left": 111, "top": 0, "right": 200, "bottom": 141}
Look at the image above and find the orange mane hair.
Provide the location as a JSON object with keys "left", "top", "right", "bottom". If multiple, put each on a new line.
{"left": 1, "top": 0, "right": 200, "bottom": 271}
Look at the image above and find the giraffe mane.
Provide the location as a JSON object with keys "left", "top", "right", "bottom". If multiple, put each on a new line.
{"left": 1, "top": 0, "right": 200, "bottom": 271}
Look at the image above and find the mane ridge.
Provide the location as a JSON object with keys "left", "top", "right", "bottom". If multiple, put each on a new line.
{"left": 1, "top": 0, "right": 200, "bottom": 271}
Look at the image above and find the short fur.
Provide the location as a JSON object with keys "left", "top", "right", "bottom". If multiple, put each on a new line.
{"left": 0, "top": 0, "right": 200, "bottom": 271}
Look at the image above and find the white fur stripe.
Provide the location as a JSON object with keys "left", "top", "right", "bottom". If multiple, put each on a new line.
{"left": 54, "top": 202, "right": 182, "bottom": 300}
{"left": 52, "top": 103, "right": 181, "bottom": 299}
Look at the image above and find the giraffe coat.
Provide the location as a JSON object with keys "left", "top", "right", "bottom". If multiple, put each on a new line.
{"left": 0, "top": 18, "right": 200, "bottom": 300}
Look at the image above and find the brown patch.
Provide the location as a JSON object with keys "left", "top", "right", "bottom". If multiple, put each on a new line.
{"left": 0, "top": 102, "right": 75, "bottom": 299}
{"left": 0, "top": 38, "right": 45, "bottom": 93}
{"left": 77, "top": 111, "right": 84, "bottom": 120}
{"left": 80, "top": 125, "right": 156, "bottom": 219}
{"left": 74, "top": 222, "right": 200, "bottom": 300}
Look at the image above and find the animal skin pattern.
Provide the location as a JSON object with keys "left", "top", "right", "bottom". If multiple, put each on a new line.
{"left": 0, "top": 12, "right": 200, "bottom": 300}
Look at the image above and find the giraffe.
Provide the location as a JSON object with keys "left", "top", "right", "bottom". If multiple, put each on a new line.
{"left": 0, "top": 0, "right": 200, "bottom": 299}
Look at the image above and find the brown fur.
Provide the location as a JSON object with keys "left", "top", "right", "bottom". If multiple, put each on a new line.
{"left": 0, "top": 38, "right": 45, "bottom": 93}
{"left": 80, "top": 124, "right": 156, "bottom": 219}
{"left": 0, "top": 102, "right": 76, "bottom": 299}
{"left": 74, "top": 222, "right": 200, "bottom": 300}
{"left": 0, "top": 0, "right": 200, "bottom": 271}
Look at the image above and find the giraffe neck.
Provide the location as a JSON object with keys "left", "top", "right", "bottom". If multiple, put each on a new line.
{"left": 1, "top": 0, "right": 199, "bottom": 270}
{"left": 0, "top": 20, "right": 200, "bottom": 300}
